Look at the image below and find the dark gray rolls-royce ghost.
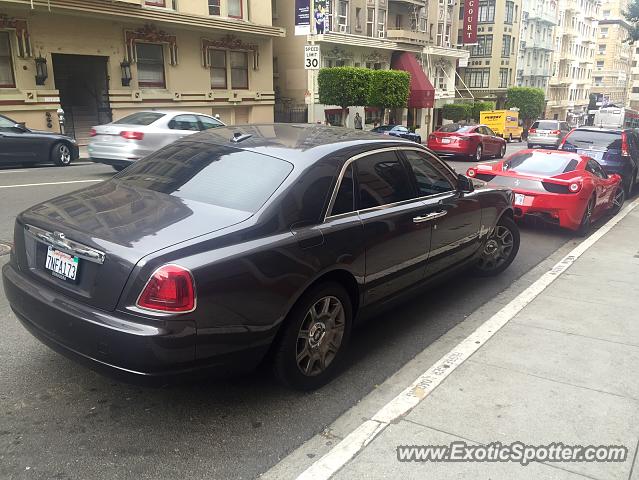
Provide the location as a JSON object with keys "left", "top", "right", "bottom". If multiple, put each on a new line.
{"left": 2, "top": 124, "right": 519, "bottom": 390}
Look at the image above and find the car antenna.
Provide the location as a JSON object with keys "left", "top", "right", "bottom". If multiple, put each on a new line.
{"left": 231, "top": 132, "right": 252, "bottom": 143}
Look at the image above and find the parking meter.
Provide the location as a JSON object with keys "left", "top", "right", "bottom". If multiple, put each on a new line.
{"left": 56, "top": 108, "right": 65, "bottom": 135}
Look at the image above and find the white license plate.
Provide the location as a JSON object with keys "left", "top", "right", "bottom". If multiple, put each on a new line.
{"left": 577, "top": 149, "right": 604, "bottom": 161}
{"left": 441, "top": 138, "right": 451, "bottom": 144}
{"left": 537, "top": 132, "right": 547, "bottom": 136}
{"left": 45, "top": 246, "right": 79, "bottom": 281}
{"left": 514, "top": 194, "right": 526, "bottom": 206}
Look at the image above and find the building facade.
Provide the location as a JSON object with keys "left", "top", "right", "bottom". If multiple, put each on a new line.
{"left": 456, "top": 0, "right": 523, "bottom": 106}
{"left": 0, "top": 0, "right": 283, "bottom": 142}
{"left": 273, "top": 0, "right": 469, "bottom": 137}
{"left": 516, "top": 0, "right": 559, "bottom": 94}
{"left": 591, "top": 0, "right": 632, "bottom": 108}
{"left": 546, "top": 0, "right": 598, "bottom": 124}
{"left": 629, "top": 46, "right": 639, "bottom": 110}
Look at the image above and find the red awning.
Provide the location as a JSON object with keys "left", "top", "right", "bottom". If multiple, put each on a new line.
{"left": 390, "top": 52, "right": 435, "bottom": 109}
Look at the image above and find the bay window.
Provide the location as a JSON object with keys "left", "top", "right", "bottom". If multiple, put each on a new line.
{"left": 228, "top": 0, "right": 243, "bottom": 19}
{"left": 136, "top": 43, "right": 165, "bottom": 88}
{"left": 0, "top": 32, "right": 15, "bottom": 88}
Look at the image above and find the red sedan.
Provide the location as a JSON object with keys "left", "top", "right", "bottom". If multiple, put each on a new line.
{"left": 466, "top": 150, "right": 625, "bottom": 235}
{"left": 428, "top": 123, "right": 507, "bottom": 161}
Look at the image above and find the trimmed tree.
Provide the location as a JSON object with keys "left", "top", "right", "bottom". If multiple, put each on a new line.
{"left": 318, "top": 67, "right": 371, "bottom": 126}
{"left": 471, "top": 101, "right": 496, "bottom": 122}
{"left": 367, "top": 70, "right": 411, "bottom": 124}
{"left": 442, "top": 103, "right": 472, "bottom": 122}
{"left": 505, "top": 87, "right": 545, "bottom": 129}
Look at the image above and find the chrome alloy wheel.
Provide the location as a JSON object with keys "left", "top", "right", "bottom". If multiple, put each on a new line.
{"left": 295, "top": 296, "right": 345, "bottom": 377}
{"left": 59, "top": 144, "right": 71, "bottom": 165}
{"left": 476, "top": 225, "right": 515, "bottom": 272}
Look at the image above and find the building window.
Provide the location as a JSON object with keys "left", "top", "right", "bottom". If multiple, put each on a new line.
{"left": 471, "top": 35, "right": 493, "bottom": 57}
{"left": 366, "top": 8, "right": 374, "bottom": 36}
{"left": 209, "top": 49, "right": 227, "bottom": 89}
{"left": 0, "top": 32, "right": 15, "bottom": 88}
{"left": 478, "top": 0, "right": 495, "bottom": 23}
{"left": 499, "top": 68, "right": 509, "bottom": 88}
{"left": 355, "top": 7, "right": 362, "bottom": 30}
{"left": 466, "top": 68, "right": 490, "bottom": 88}
{"left": 505, "top": 1, "right": 514, "bottom": 24}
{"left": 378, "top": 9, "right": 387, "bottom": 36}
{"left": 502, "top": 35, "right": 511, "bottom": 57}
{"left": 228, "top": 0, "right": 243, "bottom": 19}
{"left": 597, "top": 60, "right": 604, "bottom": 69}
{"left": 598, "top": 44, "right": 606, "bottom": 55}
{"left": 145, "top": 0, "right": 165, "bottom": 6}
{"left": 208, "top": 0, "right": 220, "bottom": 15}
{"left": 230, "top": 51, "right": 249, "bottom": 89}
{"left": 338, "top": 1, "right": 349, "bottom": 29}
{"left": 136, "top": 43, "right": 165, "bottom": 88}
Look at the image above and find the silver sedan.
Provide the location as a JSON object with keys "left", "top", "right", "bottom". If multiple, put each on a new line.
{"left": 88, "top": 110, "right": 225, "bottom": 171}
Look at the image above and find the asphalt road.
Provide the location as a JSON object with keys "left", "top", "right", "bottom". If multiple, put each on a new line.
{"left": 0, "top": 144, "right": 578, "bottom": 480}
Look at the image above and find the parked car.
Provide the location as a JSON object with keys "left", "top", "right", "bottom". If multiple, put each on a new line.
{"left": 527, "top": 120, "right": 572, "bottom": 149}
{"left": 0, "top": 113, "right": 79, "bottom": 167}
{"left": 558, "top": 127, "right": 639, "bottom": 194}
{"left": 427, "top": 123, "right": 507, "bottom": 161}
{"left": 371, "top": 124, "right": 422, "bottom": 143}
{"left": 467, "top": 149, "right": 625, "bottom": 235}
{"left": 2, "top": 124, "right": 519, "bottom": 390}
{"left": 88, "top": 110, "right": 226, "bottom": 171}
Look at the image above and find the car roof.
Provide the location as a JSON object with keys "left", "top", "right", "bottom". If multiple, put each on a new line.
{"left": 181, "top": 123, "right": 418, "bottom": 164}
{"left": 126, "top": 110, "right": 216, "bottom": 117}
{"left": 573, "top": 126, "right": 625, "bottom": 133}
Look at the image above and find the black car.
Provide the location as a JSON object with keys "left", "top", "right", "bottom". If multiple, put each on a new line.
{"left": 371, "top": 124, "right": 422, "bottom": 144}
{"left": 559, "top": 127, "right": 639, "bottom": 194}
{"left": 2, "top": 124, "right": 519, "bottom": 390}
{"left": 0, "top": 113, "right": 79, "bottom": 167}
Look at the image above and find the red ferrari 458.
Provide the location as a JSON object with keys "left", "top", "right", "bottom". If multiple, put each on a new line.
{"left": 428, "top": 123, "right": 508, "bottom": 161}
{"left": 466, "top": 149, "right": 625, "bottom": 235}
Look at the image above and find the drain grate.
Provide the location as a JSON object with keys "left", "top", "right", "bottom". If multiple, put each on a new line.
{"left": 0, "top": 242, "right": 12, "bottom": 256}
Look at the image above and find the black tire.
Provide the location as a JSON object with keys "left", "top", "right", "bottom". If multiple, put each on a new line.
{"left": 577, "top": 196, "right": 596, "bottom": 237}
{"left": 497, "top": 143, "right": 506, "bottom": 159}
{"left": 272, "top": 282, "right": 353, "bottom": 390}
{"left": 51, "top": 142, "right": 72, "bottom": 166}
{"left": 610, "top": 185, "right": 625, "bottom": 216}
{"left": 472, "top": 216, "right": 520, "bottom": 277}
{"left": 621, "top": 175, "right": 633, "bottom": 197}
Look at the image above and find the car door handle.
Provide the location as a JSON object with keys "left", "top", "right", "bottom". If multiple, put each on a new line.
{"left": 413, "top": 211, "right": 448, "bottom": 223}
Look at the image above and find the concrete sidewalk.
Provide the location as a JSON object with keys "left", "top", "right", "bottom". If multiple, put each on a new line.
{"left": 321, "top": 206, "right": 639, "bottom": 479}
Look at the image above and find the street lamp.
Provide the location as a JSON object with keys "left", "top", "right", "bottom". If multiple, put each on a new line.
{"left": 120, "top": 60, "right": 132, "bottom": 87}
{"left": 34, "top": 55, "right": 48, "bottom": 86}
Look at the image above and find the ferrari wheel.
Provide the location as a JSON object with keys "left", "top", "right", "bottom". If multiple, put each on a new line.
{"left": 577, "top": 196, "right": 595, "bottom": 237}
{"left": 472, "top": 216, "right": 520, "bottom": 277}
{"left": 610, "top": 186, "right": 625, "bottom": 216}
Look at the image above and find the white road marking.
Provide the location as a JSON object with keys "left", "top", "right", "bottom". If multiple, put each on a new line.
{"left": 0, "top": 180, "right": 102, "bottom": 189}
{"left": 296, "top": 197, "right": 639, "bottom": 480}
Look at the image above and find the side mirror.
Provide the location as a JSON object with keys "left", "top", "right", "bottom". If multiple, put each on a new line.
{"left": 457, "top": 174, "right": 474, "bottom": 193}
{"left": 14, "top": 122, "right": 27, "bottom": 132}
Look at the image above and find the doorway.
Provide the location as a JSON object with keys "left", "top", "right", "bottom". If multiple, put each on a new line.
{"left": 52, "top": 54, "right": 112, "bottom": 144}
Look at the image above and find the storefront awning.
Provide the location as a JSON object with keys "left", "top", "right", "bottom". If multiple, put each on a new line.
{"left": 390, "top": 52, "right": 435, "bottom": 109}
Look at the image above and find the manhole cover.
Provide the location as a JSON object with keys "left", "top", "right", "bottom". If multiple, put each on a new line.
{"left": 0, "top": 242, "right": 12, "bottom": 256}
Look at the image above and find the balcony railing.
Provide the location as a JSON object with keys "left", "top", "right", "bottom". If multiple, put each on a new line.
{"left": 526, "top": 10, "right": 558, "bottom": 25}
{"left": 386, "top": 29, "right": 429, "bottom": 45}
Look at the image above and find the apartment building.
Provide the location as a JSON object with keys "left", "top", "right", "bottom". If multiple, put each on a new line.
{"left": 629, "top": 46, "right": 639, "bottom": 110}
{"left": 0, "top": 0, "right": 283, "bottom": 142}
{"left": 516, "top": 0, "right": 559, "bottom": 93}
{"left": 546, "top": 0, "right": 598, "bottom": 124}
{"left": 273, "top": 0, "right": 469, "bottom": 137}
{"left": 456, "top": 0, "right": 523, "bottom": 106}
{"left": 591, "top": 0, "right": 632, "bottom": 107}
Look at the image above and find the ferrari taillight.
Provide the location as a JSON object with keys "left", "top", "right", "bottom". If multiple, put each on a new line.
{"left": 569, "top": 182, "right": 581, "bottom": 193}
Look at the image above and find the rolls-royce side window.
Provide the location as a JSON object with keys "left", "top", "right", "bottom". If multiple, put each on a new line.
{"left": 356, "top": 151, "right": 414, "bottom": 210}
{"left": 330, "top": 164, "right": 355, "bottom": 216}
{"left": 403, "top": 150, "right": 455, "bottom": 196}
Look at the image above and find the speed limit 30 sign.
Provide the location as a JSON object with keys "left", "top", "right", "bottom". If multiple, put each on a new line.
{"left": 304, "top": 45, "right": 320, "bottom": 70}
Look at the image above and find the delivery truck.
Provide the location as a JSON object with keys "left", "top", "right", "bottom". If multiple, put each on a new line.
{"left": 479, "top": 110, "right": 523, "bottom": 142}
